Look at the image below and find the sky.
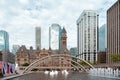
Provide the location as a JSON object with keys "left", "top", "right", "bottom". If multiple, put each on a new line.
{"left": 0, "top": 0, "right": 117, "bottom": 51}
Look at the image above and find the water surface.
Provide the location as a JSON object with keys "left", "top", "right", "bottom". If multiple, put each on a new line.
{"left": 12, "top": 71, "right": 120, "bottom": 80}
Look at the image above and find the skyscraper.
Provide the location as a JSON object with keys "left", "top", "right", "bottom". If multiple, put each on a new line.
{"left": 77, "top": 10, "right": 99, "bottom": 63}
{"left": 35, "top": 27, "right": 41, "bottom": 50}
{"left": 107, "top": 0, "right": 120, "bottom": 63}
{"left": 99, "top": 24, "right": 106, "bottom": 51}
{"left": 49, "top": 24, "right": 62, "bottom": 50}
{"left": 0, "top": 30, "right": 9, "bottom": 51}
{"left": 70, "top": 47, "right": 77, "bottom": 56}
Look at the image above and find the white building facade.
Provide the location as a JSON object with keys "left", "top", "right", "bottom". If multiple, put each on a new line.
{"left": 77, "top": 10, "right": 99, "bottom": 63}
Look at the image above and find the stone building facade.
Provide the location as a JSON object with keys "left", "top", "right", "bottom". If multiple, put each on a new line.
{"left": 97, "top": 51, "right": 106, "bottom": 63}
{"left": 0, "top": 50, "right": 15, "bottom": 64}
{"left": 107, "top": 0, "right": 120, "bottom": 64}
{"left": 16, "top": 28, "right": 71, "bottom": 69}
{"left": 3, "top": 50, "right": 15, "bottom": 64}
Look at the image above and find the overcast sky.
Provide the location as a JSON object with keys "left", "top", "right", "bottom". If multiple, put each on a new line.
{"left": 0, "top": 0, "right": 117, "bottom": 50}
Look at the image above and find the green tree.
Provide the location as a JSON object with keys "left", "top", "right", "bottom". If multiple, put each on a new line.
{"left": 71, "top": 62, "right": 78, "bottom": 66}
{"left": 78, "top": 61, "right": 87, "bottom": 66}
{"left": 111, "top": 54, "right": 120, "bottom": 62}
{"left": 78, "top": 61, "right": 98, "bottom": 65}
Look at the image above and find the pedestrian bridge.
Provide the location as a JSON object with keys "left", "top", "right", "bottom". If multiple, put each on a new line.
{"left": 23, "top": 54, "right": 94, "bottom": 74}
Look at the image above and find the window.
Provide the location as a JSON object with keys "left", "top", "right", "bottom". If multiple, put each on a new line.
{"left": 84, "top": 53, "right": 86, "bottom": 60}
{"left": 88, "top": 52, "right": 90, "bottom": 61}
{"left": 94, "top": 52, "right": 96, "bottom": 62}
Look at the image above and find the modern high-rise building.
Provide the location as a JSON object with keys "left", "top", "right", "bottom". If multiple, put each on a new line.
{"left": 107, "top": 0, "right": 120, "bottom": 64}
{"left": 99, "top": 24, "right": 106, "bottom": 51}
{"left": 49, "top": 24, "right": 62, "bottom": 50}
{"left": 70, "top": 47, "right": 77, "bottom": 56}
{"left": 12, "top": 45, "right": 20, "bottom": 54}
{"left": 77, "top": 10, "right": 99, "bottom": 63}
{"left": 35, "top": 27, "right": 41, "bottom": 50}
{"left": 0, "top": 30, "right": 9, "bottom": 51}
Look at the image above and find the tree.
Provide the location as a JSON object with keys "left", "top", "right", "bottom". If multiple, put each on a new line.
{"left": 111, "top": 54, "right": 120, "bottom": 62}
{"left": 78, "top": 61, "right": 87, "bottom": 66}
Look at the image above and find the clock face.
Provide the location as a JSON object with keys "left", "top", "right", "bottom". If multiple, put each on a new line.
{"left": 0, "top": 35, "right": 4, "bottom": 45}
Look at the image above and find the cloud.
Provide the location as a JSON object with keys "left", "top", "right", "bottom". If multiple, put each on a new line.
{"left": 0, "top": 0, "right": 117, "bottom": 51}
{"left": 19, "top": 0, "right": 29, "bottom": 5}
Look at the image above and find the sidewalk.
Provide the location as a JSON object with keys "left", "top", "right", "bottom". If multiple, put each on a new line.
{"left": 0, "top": 74, "right": 22, "bottom": 80}
{"left": 0, "top": 72, "right": 33, "bottom": 80}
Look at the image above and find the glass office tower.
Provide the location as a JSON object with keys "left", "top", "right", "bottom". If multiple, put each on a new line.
{"left": 49, "top": 24, "right": 62, "bottom": 50}
{"left": 0, "top": 30, "right": 9, "bottom": 51}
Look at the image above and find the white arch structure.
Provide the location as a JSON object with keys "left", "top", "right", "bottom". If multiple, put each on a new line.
{"left": 22, "top": 54, "right": 94, "bottom": 74}
{"left": 23, "top": 57, "right": 85, "bottom": 73}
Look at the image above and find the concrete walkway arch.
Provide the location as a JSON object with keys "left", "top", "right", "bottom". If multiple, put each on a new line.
{"left": 22, "top": 54, "right": 94, "bottom": 74}
{"left": 23, "top": 57, "right": 86, "bottom": 73}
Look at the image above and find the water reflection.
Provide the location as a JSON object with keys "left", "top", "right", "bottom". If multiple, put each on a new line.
{"left": 12, "top": 71, "right": 120, "bottom": 80}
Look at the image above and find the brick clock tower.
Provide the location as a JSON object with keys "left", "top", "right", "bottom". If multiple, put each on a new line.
{"left": 61, "top": 27, "right": 67, "bottom": 49}
{"left": 60, "top": 27, "right": 69, "bottom": 54}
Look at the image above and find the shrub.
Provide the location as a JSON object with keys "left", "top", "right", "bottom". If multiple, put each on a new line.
{"left": 0, "top": 72, "right": 3, "bottom": 78}
{"left": 31, "top": 68, "right": 39, "bottom": 71}
{"left": 111, "top": 54, "right": 120, "bottom": 62}
{"left": 22, "top": 63, "right": 29, "bottom": 66}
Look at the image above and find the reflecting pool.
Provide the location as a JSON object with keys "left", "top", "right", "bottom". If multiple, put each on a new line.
{"left": 11, "top": 71, "right": 120, "bottom": 80}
